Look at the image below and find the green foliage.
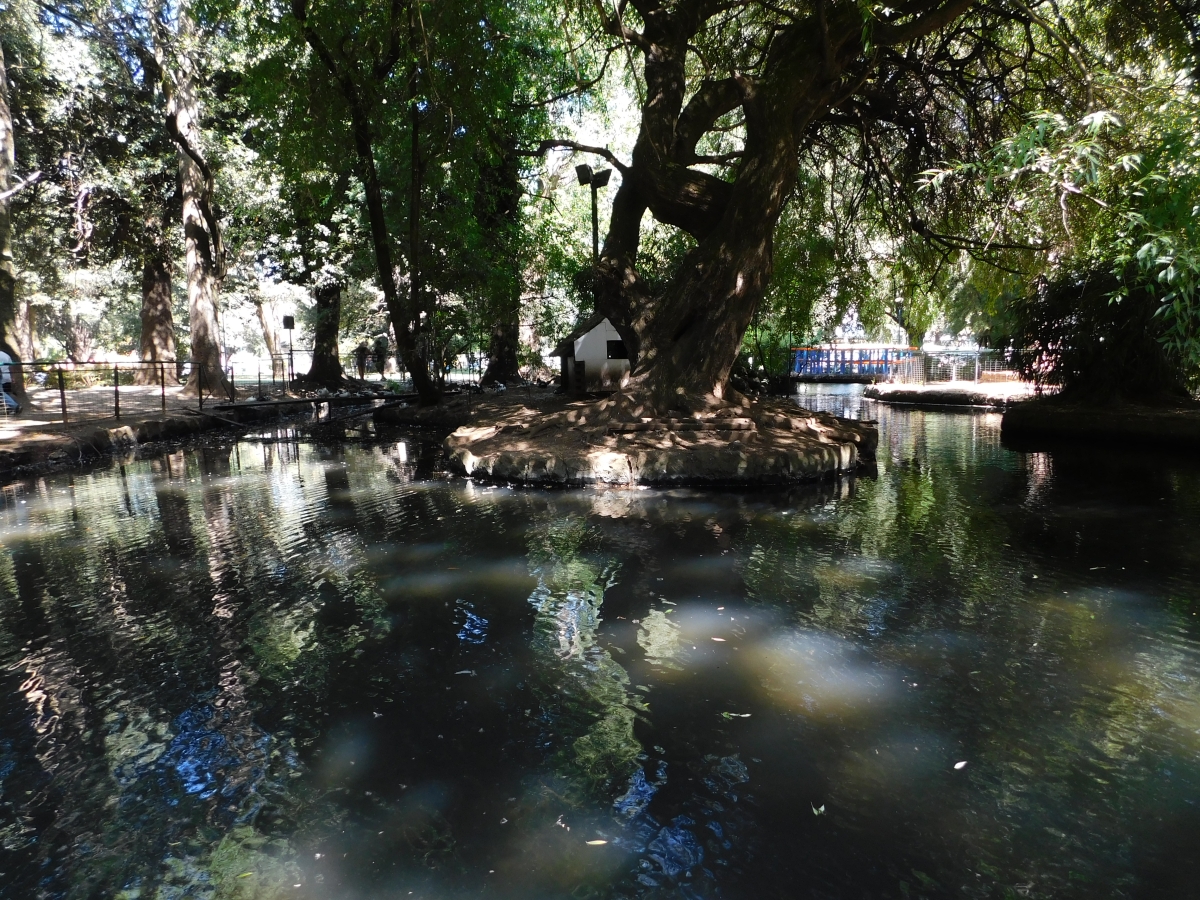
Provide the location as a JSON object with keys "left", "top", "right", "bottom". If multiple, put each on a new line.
{"left": 998, "top": 268, "right": 1190, "bottom": 400}
{"left": 923, "top": 62, "right": 1200, "bottom": 394}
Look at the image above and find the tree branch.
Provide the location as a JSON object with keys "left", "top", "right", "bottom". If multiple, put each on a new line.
{"left": 517, "top": 140, "right": 630, "bottom": 175}
{"left": 516, "top": 45, "right": 619, "bottom": 109}
{"left": 373, "top": 0, "right": 406, "bottom": 79}
{"left": 672, "top": 76, "right": 744, "bottom": 163}
{"left": 0, "top": 171, "right": 42, "bottom": 203}
{"left": 592, "top": 0, "right": 652, "bottom": 52}
{"left": 875, "top": 0, "right": 975, "bottom": 47}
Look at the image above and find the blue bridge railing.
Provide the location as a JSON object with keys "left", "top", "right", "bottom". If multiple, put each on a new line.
{"left": 791, "top": 347, "right": 917, "bottom": 377}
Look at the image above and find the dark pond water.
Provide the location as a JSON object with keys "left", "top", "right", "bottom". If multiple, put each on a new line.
{"left": 1, "top": 386, "right": 1199, "bottom": 900}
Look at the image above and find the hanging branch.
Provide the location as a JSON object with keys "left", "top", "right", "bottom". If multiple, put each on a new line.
{"left": 516, "top": 139, "right": 630, "bottom": 175}
{"left": 0, "top": 171, "right": 41, "bottom": 202}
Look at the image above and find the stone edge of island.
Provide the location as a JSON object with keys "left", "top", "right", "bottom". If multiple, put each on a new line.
{"left": 441, "top": 415, "right": 877, "bottom": 487}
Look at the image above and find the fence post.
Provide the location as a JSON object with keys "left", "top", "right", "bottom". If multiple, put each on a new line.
{"left": 199, "top": 366, "right": 205, "bottom": 411}
{"left": 257, "top": 364, "right": 262, "bottom": 399}
{"left": 58, "top": 369, "right": 68, "bottom": 423}
{"left": 160, "top": 362, "right": 166, "bottom": 410}
{"left": 228, "top": 367, "right": 235, "bottom": 402}
{"left": 114, "top": 366, "right": 120, "bottom": 420}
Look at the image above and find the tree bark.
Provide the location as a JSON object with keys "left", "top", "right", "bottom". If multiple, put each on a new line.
{"left": 136, "top": 253, "right": 178, "bottom": 384}
{"left": 584, "top": 0, "right": 971, "bottom": 411}
{"left": 476, "top": 144, "right": 524, "bottom": 387}
{"left": 303, "top": 281, "right": 344, "bottom": 386}
{"left": 0, "top": 42, "right": 28, "bottom": 402}
{"left": 481, "top": 318, "right": 521, "bottom": 386}
{"left": 290, "top": 0, "right": 440, "bottom": 405}
{"left": 165, "top": 11, "right": 231, "bottom": 399}
{"left": 254, "top": 296, "right": 285, "bottom": 380}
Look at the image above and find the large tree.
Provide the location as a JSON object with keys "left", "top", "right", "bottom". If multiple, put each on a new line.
{"left": 0, "top": 16, "right": 39, "bottom": 401}
{"left": 0, "top": 39, "right": 20, "bottom": 372}
{"left": 163, "top": 6, "right": 232, "bottom": 397}
{"left": 285, "top": 0, "right": 440, "bottom": 403}
{"left": 233, "top": 0, "right": 578, "bottom": 402}
{"left": 546, "top": 0, "right": 1154, "bottom": 410}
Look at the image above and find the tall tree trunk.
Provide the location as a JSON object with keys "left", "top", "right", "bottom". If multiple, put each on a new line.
{"left": 409, "top": 53, "right": 425, "bottom": 377}
{"left": 303, "top": 281, "right": 344, "bottom": 386}
{"left": 0, "top": 42, "right": 27, "bottom": 403}
{"left": 348, "top": 99, "right": 438, "bottom": 403}
{"left": 135, "top": 253, "right": 177, "bottom": 384}
{"left": 165, "top": 11, "right": 231, "bottom": 399}
{"left": 476, "top": 144, "right": 524, "bottom": 387}
{"left": 12, "top": 297, "right": 32, "bottom": 360}
{"left": 481, "top": 315, "right": 521, "bottom": 386}
{"left": 254, "top": 296, "right": 285, "bottom": 380}
{"left": 290, "top": 0, "right": 439, "bottom": 405}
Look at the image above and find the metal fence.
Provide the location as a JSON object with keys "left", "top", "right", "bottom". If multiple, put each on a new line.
{"left": 890, "top": 349, "right": 1023, "bottom": 385}
{"left": 1, "top": 360, "right": 258, "bottom": 428}
{"left": 0, "top": 353, "right": 471, "bottom": 430}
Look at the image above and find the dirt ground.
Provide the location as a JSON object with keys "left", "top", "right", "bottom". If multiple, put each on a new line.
{"left": 377, "top": 386, "right": 878, "bottom": 486}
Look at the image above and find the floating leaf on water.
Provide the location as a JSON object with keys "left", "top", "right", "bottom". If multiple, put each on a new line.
{"left": 811, "top": 804, "right": 825, "bottom": 816}
{"left": 454, "top": 670, "right": 475, "bottom": 675}
{"left": 237, "top": 872, "right": 254, "bottom": 878}
{"left": 711, "top": 637, "right": 726, "bottom": 642}
{"left": 954, "top": 761, "right": 968, "bottom": 770}
{"left": 721, "top": 712, "right": 752, "bottom": 719}
{"left": 587, "top": 840, "right": 608, "bottom": 845}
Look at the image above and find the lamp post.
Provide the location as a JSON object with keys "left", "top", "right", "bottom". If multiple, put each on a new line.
{"left": 575, "top": 164, "right": 611, "bottom": 309}
{"left": 283, "top": 315, "right": 295, "bottom": 383}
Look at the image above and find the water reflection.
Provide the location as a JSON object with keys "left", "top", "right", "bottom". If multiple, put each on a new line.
{"left": 0, "top": 395, "right": 1197, "bottom": 898}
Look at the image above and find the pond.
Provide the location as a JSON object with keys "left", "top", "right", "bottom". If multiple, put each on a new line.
{"left": 1, "top": 385, "right": 1199, "bottom": 899}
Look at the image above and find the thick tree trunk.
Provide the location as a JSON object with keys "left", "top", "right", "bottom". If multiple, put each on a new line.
{"left": 475, "top": 145, "right": 524, "bottom": 388}
{"left": 0, "top": 42, "right": 28, "bottom": 403}
{"left": 11, "top": 298, "right": 32, "bottom": 360}
{"left": 136, "top": 254, "right": 178, "bottom": 384}
{"left": 626, "top": 124, "right": 799, "bottom": 409}
{"left": 350, "top": 100, "right": 438, "bottom": 403}
{"left": 167, "top": 15, "right": 231, "bottom": 400}
{"left": 584, "top": 0, "right": 968, "bottom": 412}
{"left": 303, "top": 281, "right": 344, "bottom": 386}
{"left": 481, "top": 317, "right": 521, "bottom": 386}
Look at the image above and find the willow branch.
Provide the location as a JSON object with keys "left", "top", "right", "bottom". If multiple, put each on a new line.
{"left": 0, "top": 171, "right": 42, "bottom": 202}
{"left": 518, "top": 140, "right": 630, "bottom": 175}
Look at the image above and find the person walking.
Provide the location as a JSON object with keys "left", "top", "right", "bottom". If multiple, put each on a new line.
{"left": 354, "top": 341, "right": 369, "bottom": 380}
{"left": 0, "top": 349, "right": 20, "bottom": 415}
{"left": 371, "top": 334, "right": 389, "bottom": 376}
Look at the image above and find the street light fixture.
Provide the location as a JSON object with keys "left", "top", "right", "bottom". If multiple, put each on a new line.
{"left": 576, "top": 164, "right": 611, "bottom": 309}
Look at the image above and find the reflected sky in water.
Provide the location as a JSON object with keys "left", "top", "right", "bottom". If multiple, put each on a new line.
{"left": 0, "top": 389, "right": 1199, "bottom": 899}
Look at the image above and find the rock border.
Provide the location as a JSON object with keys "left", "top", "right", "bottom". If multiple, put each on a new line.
{"left": 442, "top": 399, "right": 877, "bottom": 487}
{"left": 864, "top": 383, "right": 1033, "bottom": 410}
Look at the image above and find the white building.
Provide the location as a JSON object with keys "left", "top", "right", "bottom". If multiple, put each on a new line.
{"left": 551, "top": 314, "right": 630, "bottom": 393}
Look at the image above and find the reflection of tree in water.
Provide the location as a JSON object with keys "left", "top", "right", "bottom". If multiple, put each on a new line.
{"left": 0, "top": 443, "right": 403, "bottom": 898}
{"left": 526, "top": 515, "right": 643, "bottom": 794}
{"left": 733, "top": 413, "right": 1200, "bottom": 898}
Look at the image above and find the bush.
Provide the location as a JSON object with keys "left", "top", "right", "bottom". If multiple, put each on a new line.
{"left": 997, "top": 268, "right": 1194, "bottom": 402}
